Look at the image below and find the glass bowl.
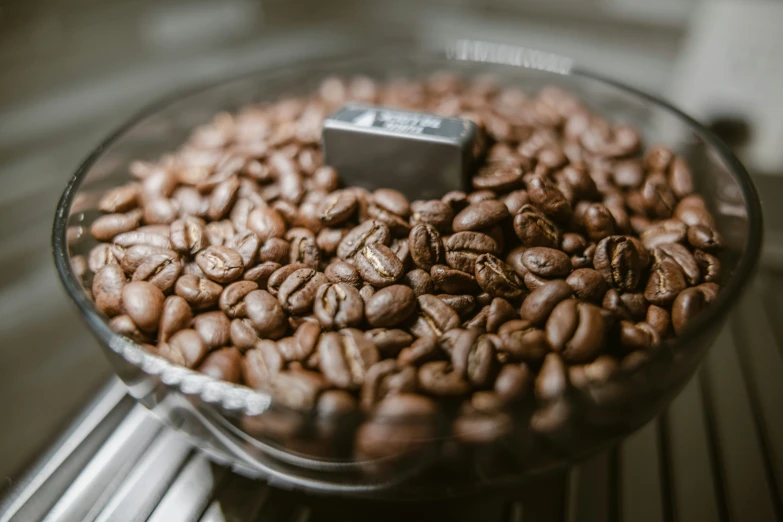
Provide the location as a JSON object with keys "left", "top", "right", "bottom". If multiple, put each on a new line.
{"left": 52, "top": 50, "right": 763, "bottom": 500}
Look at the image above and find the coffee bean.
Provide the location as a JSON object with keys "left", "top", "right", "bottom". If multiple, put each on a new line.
{"left": 566, "top": 268, "right": 607, "bottom": 303}
{"left": 88, "top": 243, "right": 121, "bottom": 273}
{"left": 278, "top": 321, "right": 320, "bottom": 362}
{"left": 451, "top": 330, "right": 499, "bottom": 387}
{"left": 445, "top": 231, "right": 499, "bottom": 273}
{"left": 462, "top": 306, "right": 488, "bottom": 329}
{"left": 390, "top": 237, "right": 410, "bottom": 266}
{"left": 409, "top": 224, "right": 445, "bottom": 271}
{"left": 121, "top": 281, "right": 164, "bottom": 333}
{"left": 398, "top": 335, "right": 441, "bottom": 366}
{"left": 93, "top": 264, "right": 126, "bottom": 317}
{"left": 472, "top": 162, "right": 522, "bottom": 191}
{"left": 230, "top": 318, "right": 259, "bottom": 351}
{"left": 367, "top": 203, "right": 412, "bottom": 237}
{"left": 641, "top": 172, "right": 677, "bottom": 218}
{"left": 364, "top": 285, "right": 416, "bottom": 328}
{"left": 504, "top": 189, "right": 530, "bottom": 215}
{"left": 257, "top": 237, "right": 289, "bottom": 264}
{"left": 640, "top": 219, "right": 687, "bottom": 250}
{"left": 410, "top": 294, "right": 460, "bottom": 338}
{"left": 374, "top": 188, "right": 410, "bottom": 217}
{"left": 355, "top": 244, "right": 404, "bottom": 287}
{"left": 672, "top": 287, "right": 708, "bottom": 335}
{"left": 474, "top": 253, "right": 525, "bottom": 300}
{"left": 278, "top": 268, "right": 327, "bottom": 315}
{"left": 242, "top": 261, "right": 280, "bottom": 287}
{"left": 694, "top": 250, "right": 721, "bottom": 282}
{"left": 204, "top": 221, "right": 235, "bottom": 247}
{"left": 337, "top": 220, "right": 390, "bottom": 260}
{"left": 495, "top": 363, "right": 533, "bottom": 403}
{"left": 442, "top": 190, "right": 468, "bottom": 212}
{"left": 109, "top": 315, "right": 147, "bottom": 343}
{"left": 245, "top": 289, "right": 288, "bottom": 339}
{"left": 159, "top": 329, "right": 208, "bottom": 368}
{"left": 131, "top": 251, "right": 182, "bottom": 292}
{"left": 314, "top": 282, "right": 364, "bottom": 329}
{"left": 646, "top": 305, "right": 671, "bottom": 337}
{"left": 438, "top": 294, "right": 476, "bottom": 318}
{"left": 467, "top": 190, "right": 496, "bottom": 205}
{"left": 318, "top": 329, "right": 379, "bottom": 389}
{"left": 546, "top": 299, "right": 606, "bottom": 363}
{"left": 535, "top": 352, "right": 567, "bottom": 401}
{"left": 696, "top": 282, "right": 720, "bottom": 303}
{"left": 429, "top": 264, "right": 479, "bottom": 295}
{"left": 669, "top": 156, "right": 694, "bottom": 199}
{"left": 99, "top": 183, "right": 140, "bottom": 213}
{"left": 289, "top": 233, "right": 320, "bottom": 269}
{"left": 526, "top": 175, "right": 572, "bottom": 222}
{"left": 170, "top": 217, "right": 207, "bottom": 256}
{"left": 218, "top": 280, "right": 258, "bottom": 318}
{"left": 159, "top": 295, "right": 192, "bottom": 342}
{"left": 265, "top": 263, "right": 306, "bottom": 297}
{"left": 193, "top": 311, "right": 230, "bottom": 349}
{"left": 318, "top": 189, "right": 357, "bottom": 226}
{"left": 619, "top": 321, "right": 661, "bottom": 351}
{"left": 242, "top": 340, "right": 284, "bottom": 388}
{"left": 410, "top": 200, "right": 453, "bottom": 232}
{"left": 316, "top": 227, "right": 350, "bottom": 256}
{"left": 513, "top": 204, "right": 560, "bottom": 248}
{"left": 197, "top": 347, "right": 242, "bottom": 383}
{"left": 120, "top": 245, "right": 171, "bottom": 275}
{"left": 519, "top": 279, "right": 573, "bottom": 325}
{"left": 687, "top": 224, "right": 723, "bottom": 253}
{"left": 611, "top": 159, "right": 643, "bottom": 188}
{"left": 644, "top": 258, "right": 686, "bottom": 306}
{"left": 366, "top": 328, "right": 414, "bottom": 358}
{"left": 324, "top": 260, "right": 361, "bottom": 288}
{"left": 90, "top": 211, "right": 142, "bottom": 241}
{"left": 452, "top": 200, "right": 510, "bottom": 232}
{"left": 247, "top": 207, "right": 287, "bottom": 242}
{"left": 497, "top": 319, "right": 549, "bottom": 361}
{"left": 594, "top": 235, "right": 649, "bottom": 291}
{"left": 418, "top": 361, "right": 470, "bottom": 396}
{"left": 361, "top": 360, "right": 417, "bottom": 409}
{"left": 521, "top": 247, "right": 571, "bottom": 278}
{"left": 582, "top": 203, "right": 616, "bottom": 241}
{"left": 657, "top": 243, "right": 700, "bottom": 285}
{"left": 568, "top": 355, "right": 619, "bottom": 389}
{"left": 195, "top": 245, "right": 244, "bottom": 283}
{"left": 174, "top": 274, "right": 222, "bottom": 310}
{"left": 486, "top": 297, "right": 517, "bottom": 333}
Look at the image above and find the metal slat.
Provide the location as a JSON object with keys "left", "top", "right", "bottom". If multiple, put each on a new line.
{"left": 702, "top": 324, "right": 779, "bottom": 521}
{"left": 566, "top": 451, "right": 613, "bottom": 522}
{"left": 146, "top": 454, "right": 227, "bottom": 522}
{"left": 620, "top": 420, "right": 666, "bottom": 522}
{"left": 41, "top": 405, "right": 162, "bottom": 522}
{"left": 93, "top": 430, "right": 193, "bottom": 522}
{"left": 197, "top": 476, "right": 270, "bottom": 522}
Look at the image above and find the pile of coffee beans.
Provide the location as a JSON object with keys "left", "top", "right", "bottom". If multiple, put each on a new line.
{"left": 77, "top": 73, "right": 723, "bottom": 452}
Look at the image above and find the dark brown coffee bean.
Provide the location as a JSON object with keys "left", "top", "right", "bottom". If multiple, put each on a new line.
{"left": 230, "top": 318, "right": 259, "bottom": 351}
{"left": 519, "top": 279, "right": 573, "bottom": 325}
{"left": 361, "top": 360, "right": 417, "bottom": 409}
{"left": 694, "top": 250, "right": 721, "bottom": 283}
{"left": 445, "top": 231, "right": 499, "bottom": 273}
{"left": 687, "top": 224, "right": 723, "bottom": 253}
{"left": 355, "top": 244, "right": 404, "bottom": 287}
{"left": 410, "top": 294, "right": 461, "bottom": 338}
{"left": 119, "top": 245, "right": 171, "bottom": 279}
{"left": 521, "top": 247, "right": 571, "bottom": 278}
{"left": 242, "top": 340, "right": 284, "bottom": 388}
{"left": 619, "top": 321, "right": 661, "bottom": 351}
{"left": 256, "top": 237, "right": 289, "bottom": 265}
{"left": 451, "top": 330, "right": 499, "bottom": 387}
{"left": 602, "top": 289, "right": 634, "bottom": 321}
{"left": 174, "top": 274, "right": 222, "bottom": 310}
{"left": 366, "top": 328, "right": 414, "bottom": 358}
{"left": 318, "top": 190, "right": 357, "bottom": 226}
{"left": 113, "top": 229, "right": 172, "bottom": 250}
{"left": 159, "top": 295, "right": 192, "bottom": 342}
{"left": 245, "top": 289, "right": 288, "bottom": 339}
{"left": 611, "top": 159, "right": 643, "bottom": 188}
{"left": 363, "top": 285, "right": 416, "bottom": 328}
{"left": 442, "top": 190, "right": 468, "bottom": 212}
{"left": 264, "top": 264, "right": 305, "bottom": 297}
{"left": 560, "top": 233, "right": 587, "bottom": 256}
{"left": 409, "top": 224, "right": 445, "bottom": 271}
{"left": 205, "top": 177, "right": 239, "bottom": 221}
{"left": 99, "top": 183, "right": 140, "bottom": 213}
{"left": 568, "top": 355, "right": 619, "bottom": 389}
{"left": 198, "top": 347, "right": 242, "bottom": 383}
{"left": 438, "top": 294, "right": 476, "bottom": 318}
{"left": 697, "top": 282, "right": 720, "bottom": 303}
{"left": 131, "top": 251, "right": 182, "bottom": 292}
{"left": 247, "top": 207, "right": 287, "bottom": 242}
{"left": 288, "top": 233, "right": 320, "bottom": 269}
{"left": 485, "top": 297, "right": 517, "bottom": 333}
{"left": 195, "top": 246, "right": 244, "bottom": 283}
{"left": 644, "top": 258, "right": 687, "bottom": 306}
{"left": 337, "top": 220, "right": 390, "bottom": 260}
{"left": 314, "top": 282, "right": 364, "bottom": 329}
{"left": 193, "top": 311, "right": 230, "bottom": 349}
{"left": 594, "top": 235, "right": 649, "bottom": 291}
{"left": 472, "top": 162, "right": 522, "bottom": 191}
{"left": 170, "top": 217, "right": 206, "bottom": 255}
{"left": 121, "top": 281, "right": 164, "bottom": 333}
{"left": 222, "top": 232, "right": 257, "bottom": 270}
{"left": 640, "top": 219, "right": 688, "bottom": 250}
{"left": 526, "top": 175, "right": 572, "bottom": 222}
{"left": 318, "top": 329, "right": 379, "bottom": 389}
{"left": 418, "top": 361, "right": 470, "bottom": 396}
{"left": 504, "top": 246, "right": 528, "bottom": 279}
{"left": 513, "top": 205, "right": 561, "bottom": 248}
{"left": 504, "top": 189, "right": 530, "bottom": 215}
{"left": 315, "top": 227, "right": 349, "bottom": 257}
{"left": 324, "top": 260, "right": 361, "bottom": 288}
{"left": 428, "top": 264, "right": 477, "bottom": 295}
{"left": 218, "top": 281, "right": 258, "bottom": 318}
{"left": 277, "top": 321, "right": 320, "bottom": 362}
{"left": 109, "top": 315, "right": 147, "bottom": 343}
{"left": 495, "top": 363, "right": 533, "bottom": 403}
{"left": 669, "top": 156, "right": 694, "bottom": 198}
{"left": 160, "top": 329, "right": 208, "bottom": 368}
{"left": 398, "top": 335, "right": 442, "bottom": 366}
{"left": 466, "top": 190, "right": 496, "bottom": 205}
{"left": 657, "top": 243, "right": 700, "bottom": 285}
{"left": 243, "top": 261, "right": 280, "bottom": 287}
{"left": 452, "top": 200, "right": 510, "bottom": 232}
{"left": 93, "top": 264, "right": 126, "bottom": 317}
{"left": 672, "top": 287, "right": 708, "bottom": 335}
{"left": 645, "top": 305, "right": 671, "bottom": 337}
{"left": 641, "top": 172, "right": 677, "bottom": 218}
{"left": 91, "top": 211, "right": 142, "bottom": 241}
{"left": 535, "top": 352, "right": 568, "bottom": 402}
{"left": 566, "top": 268, "right": 607, "bottom": 303}
{"left": 400, "top": 269, "right": 431, "bottom": 297}
{"left": 474, "top": 253, "right": 526, "bottom": 300}
{"left": 278, "top": 268, "right": 327, "bottom": 315}
{"left": 88, "top": 243, "right": 122, "bottom": 273}
{"left": 204, "top": 221, "right": 236, "bottom": 247}
{"left": 582, "top": 203, "right": 616, "bottom": 242}
{"left": 374, "top": 188, "right": 410, "bottom": 217}
{"left": 367, "top": 203, "right": 412, "bottom": 237}
{"left": 546, "top": 299, "right": 606, "bottom": 363}
{"left": 497, "top": 319, "right": 549, "bottom": 362}
{"left": 390, "top": 237, "right": 411, "bottom": 266}
{"left": 410, "top": 200, "right": 453, "bottom": 232}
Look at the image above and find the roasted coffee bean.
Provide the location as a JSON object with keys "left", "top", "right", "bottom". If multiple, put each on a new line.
{"left": 486, "top": 297, "right": 517, "bottom": 333}
{"left": 361, "top": 360, "right": 417, "bottom": 409}
{"left": 430, "top": 264, "right": 479, "bottom": 295}
{"left": 193, "top": 311, "right": 230, "bottom": 349}
{"left": 314, "top": 282, "right": 364, "bottom": 329}
{"left": 472, "top": 162, "right": 522, "bottom": 191}
{"left": 366, "top": 328, "right": 414, "bottom": 358}
{"left": 90, "top": 211, "right": 142, "bottom": 241}
{"left": 195, "top": 245, "right": 244, "bottom": 283}
{"left": 159, "top": 329, "right": 208, "bottom": 368}
{"left": 535, "top": 352, "right": 568, "bottom": 402}
{"left": 198, "top": 347, "right": 242, "bottom": 383}
{"left": 410, "top": 294, "right": 461, "bottom": 338}
{"left": 245, "top": 289, "right": 288, "bottom": 339}
{"left": 337, "top": 220, "right": 390, "bottom": 260}
{"left": 230, "top": 318, "right": 259, "bottom": 351}
{"left": 99, "top": 183, "right": 140, "bottom": 213}
{"left": 505, "top": 246, "right": 528, "bottom": 278}
{"left": 619, "top": 321, "right": 661, "bottom": 351}
{"left": 218, "top": 281, "right": 258, "bottom": 318}
{"left": 438, "top": 294, "right": 476, "bottom": 318}
{"left": 672, "top": 287, "right": 708, "bottom": 335}
{"left": 452, "top": 200, "right": 510, "bottom": 232}
{"left": 318, "top": 190, "right": 357, "bottom": 226}
{"left": 497, "top": 319, "right": 549, "bottom": 362}
{"left": 143, "top": 198, "right": 178, "bottom": 225}
{"left": 289, "top": 233, "right": 320, "bottom": 269}
{"left": 113, "top": 229, "right": 172, "bottom": 250}
{"left": 568, "top": 355, "right": 619, "bottom": 389}
{"left": 418, "top": 361, "right": 470, "bottom": 396}
{"left": 277, "top": 321, "right": 320, "bottom": 362}
{"left": 109, "top": 315, "right": 147, "bottom": 343}
{"left": 546, "top": 299, "right": 606, "bottom": 363}
{"left": 131, "top": 251, "right": 181, "bottom": 292}
{"left": 513, "top": 205, "right": 560, "bottom": 248}
{"left": 247, "top": 207, "right": 287, "bottom": 242}
{"left": 170, "top": 216, "right": 206, "bottom": 255}
{"left": 494, "top": 363, "right": 533, "bottom": 403}
{"left": 410, "top": 200, "right": 453, "bottom": 232}
{"left": 121, "top": 281, "right": 164, "bottom": 333}
{"left": 174, "top": 274, "right": 222, "bottom": 310}
{"left": 451, "top": 330, "right": 499, "bottom": 387}
{"left": 644, "top": 258, "right": 687, "bottom": 306}
{"left": 669, "top": 156, "right": 694, "bottom": 198}
{"left": 646, "top": 305, "right": 671, "bottom": 337}
{"left": 365, "top": 285, "right": 416, "bottom": 328}
{"left": 359, "top": 284, "right": 375, "bottom": 306}
{"left": 324, "top": 260, "right": 361, "bottom": 288}
{"left": 523, "top": 271, "right": 550, "bottom": 292}
{"left": 316, "top": 227, "right": 350, "bottom": 256}
{"left": 242, "top": 340, "right": 284, "bottom": 388}
{"left": 504, "top": 189, "right": 530, "bottom": 215}
{"left": 159, "top": 295, "right": 192, "bottom": 342}
{"left": 88, "top": 243, "right": 121, "bottom": 273}
{"left": 526, "top": 175, "right": 572, "bottom": 222}
{"left": 594, "top": 236, "right": 649, "bottom": 291}
{"left": 242, "top": 261, "right": 280, "bottom": 287}
{"left": 466, "top": 190, "right": 496, "bottom": 205}
{"left": 223, "top": 231, "right": 258, "bottom": 270}
{"left": 687, "top": 224, "right": 723, "bottom": 253}
{"left": 204, "top": 221, "right": 236, "bottom": 247}
{"left": 561, "top": 233, "right": 587, "bottom": 256}
{"left": 474, "top": 253, "right": 525, "bottom": 300}
{"left": 257, "top": 237, "right": 289, "bottom": 264}
{"left": 521, "top": 247, "right": 571, "bottom": 278}
{"left": 367, "top": 203, "right": 412, "bottom": 237}
{"left": 445, "top": 231, "right": 499, "bottom": 273}
{"left": 697, "top": 282, "right": 720, "bottom": 303}
{"left": 453, "top": 409, "right": 513, "bottom": 444}
{"left": 462, "top": 307, "right": 488, "bottom": 329}
{"left": 398, "top": 335, "right": 441, "bottom": 366}
{"left": 611, "top": 159, "right": 644, "bottom": 188}
{"left": 278, "top": 268, "right": 327, "bottom": 315}
{"left": 402, "top": 268, "right": 433, "bottom": 296}
{"left": 694, "top": 250, "right": 721, "bottom": 283}
{"left": 318, "top": 329, "right": 379, "bottom": 389}
{"left": 374, "top": 188, "right": 410, "bottom": 217}
{"left": 120, "top": 245, "right": 172, "bottom": 275}
{"left": 391, "top": 237, "right": 410, "bottom": 265}
{"left": 266, "top": 263, "right": 307, "bottom": 296}
{"left": 442, "top": 190, "right": 468, "bottom": 212}
{"left": 354, "top": 244, "right": 403, "bottom": 287}
{"left": 657, "top": 243, "right": 700, "bottom": 285}
{"left": 583, "top": 203, "right": 616, "bottom": 241}
{"left": 409, "top": 224, "right": 445, "bottom": 271}
{"left": 640, "top": 219, "right": 687, "bottom": 250}
{"left": 93, "top": 264, "right": 126, "bottom": 317}
{"left": 519, "top": 279, "right": 572, "bottom": 325}
{"left": 641, "top": 172, "right": 677, "bottom": 218}
{"left": 566, "top": 268, "right": 607, "bottom": 303}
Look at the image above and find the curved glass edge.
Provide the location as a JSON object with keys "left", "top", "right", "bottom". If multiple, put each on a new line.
{"left": 51, "top": 50, "right": 765, "bottom": 417}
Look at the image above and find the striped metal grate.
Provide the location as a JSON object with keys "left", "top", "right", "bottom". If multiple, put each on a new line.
{"left": 2, "top": 268, "right": 782, "bottom": 522}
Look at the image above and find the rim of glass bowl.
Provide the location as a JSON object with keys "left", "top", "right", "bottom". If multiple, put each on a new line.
{"left": 52, "top": 50, "right": 764, "bottom": 417}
